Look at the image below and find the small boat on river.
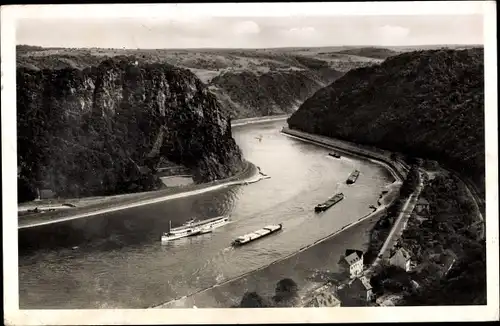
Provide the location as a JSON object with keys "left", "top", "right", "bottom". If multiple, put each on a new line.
{"left": 346, "top": 170, "right": 360, "bottom": 184}
{"left": 328, "top": 152, "right": 341, "bottom": 159}
{"left": 231, "top": 224, "right": 283, "bottom": 246}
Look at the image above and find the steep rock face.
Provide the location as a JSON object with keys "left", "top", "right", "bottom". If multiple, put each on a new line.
{"left": 288, "top": 49, "right": 485, "bottom": 194}
{"left": 17, "top": 58, "right": 244, "bottom": 202}
{"left": 209, "top": 68, "right": 343, "bottom": 118}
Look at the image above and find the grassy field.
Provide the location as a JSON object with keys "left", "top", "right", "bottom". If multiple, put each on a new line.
{"left": 17, "top": 45, "right": 391, "bottom": 72}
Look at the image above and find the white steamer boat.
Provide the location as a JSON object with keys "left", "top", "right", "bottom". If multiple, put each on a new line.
{"left": 161, "top": 221, "right": 201, "bottom": 243}
{"left": 161, "top": 216, "right": 230, "bottom": 243}
{"left": 197, "top": 216, "right": 230, "bottom": 234}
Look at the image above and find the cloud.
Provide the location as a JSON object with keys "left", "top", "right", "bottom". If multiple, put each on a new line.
{"left": 232, "top": 20, "right": 261, "bottom": 35}
{"left": 287, "top": 26, "right": 316, "bottom": 36}
{"left": 16, "top": 15, "right": 483, "bottom": 49}
{"left": 377, "top": 25, "right": 410, "bottom": 39}
{"left": 272, "top": 26, "right": 321, "bottom": 46}
{"left": 289, "top": 26, "right": 315, "bottom": 33}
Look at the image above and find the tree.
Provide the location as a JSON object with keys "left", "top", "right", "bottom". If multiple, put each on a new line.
{"left": 272, "top": 278, "right": 299, "bottom": 307}
{"left": 239, "top": 292, "right": 269, "bottom": 308}
{"left": 400, "top": 165, "right": 420, "bottom": 197}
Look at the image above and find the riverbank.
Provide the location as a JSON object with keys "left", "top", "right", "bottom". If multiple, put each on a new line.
{"left": 281, "top": 127, "right": 407, "bottom": 181}
{"left": 18, "top": 160, "right": 266, "bottom": 229}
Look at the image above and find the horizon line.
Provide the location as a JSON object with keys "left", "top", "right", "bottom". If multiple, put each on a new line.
{"left": 16, "top": 43, "right": 484, "bottom": 51}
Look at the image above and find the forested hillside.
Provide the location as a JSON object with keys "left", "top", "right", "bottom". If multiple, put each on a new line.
{"left": 288, "top": 48, "right": 485, "bottom": 195}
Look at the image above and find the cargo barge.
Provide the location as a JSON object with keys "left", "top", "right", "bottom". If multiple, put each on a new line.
{"left": 328, "top": 152, "right": 341, "bottom": 159}
{"left": 231, "top": 224, "right": 283, "bottom": 246}
{"left": 315, "top": 193, "right": 345, "bottom": 212}
{"left": 346, "top": 170, "right": 360, "bottom": 184}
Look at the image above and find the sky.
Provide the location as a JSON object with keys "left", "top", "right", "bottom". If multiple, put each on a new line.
{"left": 16, "top": 14, "right": 484, "bottom": 49}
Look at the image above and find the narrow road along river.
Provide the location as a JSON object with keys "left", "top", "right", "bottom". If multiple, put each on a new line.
{"left": 18, "top": 120, "right": 394, "bottom": 309}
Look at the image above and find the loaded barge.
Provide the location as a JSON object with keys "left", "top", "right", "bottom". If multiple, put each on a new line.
{"left": 315, "top": 193, "right": 345, "bottom": 212}
{"left": 232, "top": 224, "right": 283, "bottom": 246}
{"left": 346, "top": 170, "right": 360, "bottom": 184}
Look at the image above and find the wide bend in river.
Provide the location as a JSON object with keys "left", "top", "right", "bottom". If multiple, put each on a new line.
{"left": 18, "top": 120, "right": 393, "bottom": 309}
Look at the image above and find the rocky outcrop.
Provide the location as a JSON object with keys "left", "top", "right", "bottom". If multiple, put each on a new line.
{"left": 288, "top": 48, "right": 485, "bottom": 195}
{"left": 17, "top": 58, "right": 244, "bottom": 202}
{"left": 209, "top": 55, "right": 343, "bottom": 118}
{"left": 209, "top": 66, "right": 344, "bottom": 119}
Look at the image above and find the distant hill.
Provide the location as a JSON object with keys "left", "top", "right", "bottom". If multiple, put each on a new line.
{"left": 335, "top": 47, "right": 400, "bottom": 59}
{"left": 209, "top": 67, "right": 343, "bottom": 118}
{"left": 17, "top": 45, "right": 384, "bottom": 119}
{"left": 16, "top": 44, "right": 47, "bottom": 53}
{"left": 288, "top": 48, "right": 485, "bottom": 195}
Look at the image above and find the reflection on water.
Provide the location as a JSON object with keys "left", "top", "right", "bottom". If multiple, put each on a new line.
{"left": 18, "top": 120, "right": 393, "bottom": 309}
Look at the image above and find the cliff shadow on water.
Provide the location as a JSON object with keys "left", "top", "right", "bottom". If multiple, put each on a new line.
{"left": 17, "top": 57, "right": 245, "bottom": 203}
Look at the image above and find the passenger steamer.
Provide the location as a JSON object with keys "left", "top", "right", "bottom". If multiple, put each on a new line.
{"left": 161, "top": 216, "right": 230, "bottom": 243}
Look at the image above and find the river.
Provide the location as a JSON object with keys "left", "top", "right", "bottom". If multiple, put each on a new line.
{"left": 18, "top": 120, "right": 394, "bottom": 309}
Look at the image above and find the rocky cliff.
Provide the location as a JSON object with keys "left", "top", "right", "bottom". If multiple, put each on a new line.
{"left": 208, "top": 67, "right": 343, "bottom": 118}
{"left": 288, "top": 48, "right": 485, "bottom": 194}
{"left": 17, "top": 58, "right": 244, "bottom": 202}
{"left": 205, "top": 54, "right": 345, "bottom": 118}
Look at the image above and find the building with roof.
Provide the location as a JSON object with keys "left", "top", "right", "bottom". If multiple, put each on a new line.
{"left": 389, "top": 247, "right": 414, "bottom": 272}
{"left": 376, "top": 294, "right": 403, "bottom": 307}
{"left": 339, "top": 249, "right": 364, "bottom": 278}
{"left": 411, "top": 280, "right": 420, "bottom": 290}
{"left": 415, "top": 197, "right": 430, "bottom": 215}
{"left": 337, "top": 276, "right": 373, "bottom": 307}
{"left": 299, "top": 283, "right": 341, "bottom": 307}
{"left": 35, "top": 188, "right": 56, "bottom": 200}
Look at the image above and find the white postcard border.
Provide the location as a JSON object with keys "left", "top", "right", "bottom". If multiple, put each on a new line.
{"left": 2, "top": 2, "right": 498, "bottom": 325}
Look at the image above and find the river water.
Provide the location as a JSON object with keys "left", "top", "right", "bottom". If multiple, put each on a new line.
{"left": 18, "top": 120, "right": 393, "bottom": 309}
